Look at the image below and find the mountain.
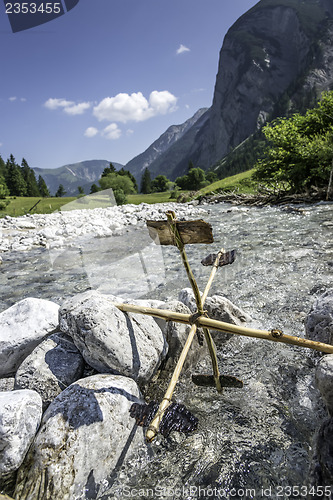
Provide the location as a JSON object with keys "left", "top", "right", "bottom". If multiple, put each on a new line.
{"left": 193, "top": 0, "right": 333, "bottom": 172}
{"left": 128, "top": 0, "right": 333, "bottom": 180}
{"left": 33, "top": 160, "right": 123, "bottom": 196}
{"left": 125, "top": 108, "right": 208, "bottom": 183}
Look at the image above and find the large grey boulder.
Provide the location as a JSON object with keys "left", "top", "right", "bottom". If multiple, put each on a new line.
{"left": 59, "top": 290, "right": 167, "bottom": 384}
{"left": 316, "top": 354, "right": 333, "bottom": 415}
{"left": 305, "top": 289, "right": 333, "bottom": 345}
{"left": 14, "top": 332, "right": 85, "bottom": 410}
{"left": 0, "top": 298, "right": 59, "bottom": 377}
{"left": 14, "top": 375, "right": 148, "bottom": 500}
{"left": 0, "top": 390, "right": 42, "bottom": 477}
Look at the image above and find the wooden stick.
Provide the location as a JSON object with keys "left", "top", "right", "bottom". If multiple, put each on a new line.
{"left": 113, "top": 302, "right": 333, "bottom": 354}
{"left": 166, "top": 210, "right": 222, "bottom": 392}
{"left": 144, "top": 246, "right": 224, "bottom": 442}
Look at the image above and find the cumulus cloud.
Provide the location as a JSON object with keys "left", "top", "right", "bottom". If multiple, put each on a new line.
{"left": 93, "top": 91, "right": 178, "bottom": 123}
{"left": 64, "top": 102, "right": 91, "bottom": 115}
{"left": 176, "top": 44, "right": 190, "bottom": 55}
{"left": 101, "top": 123, "right": 122, "bottom": 140}
{"left": 44, "top": 98, "right": 73, "bottom": 110}
{"left": 84, "top": 127, "right": 99, "bottom": 138}
{"left": 9, "top": 97, "right": 17, "bottom": 101}
{"left": 44, "top": 98, "right": 91, "bottom": 115}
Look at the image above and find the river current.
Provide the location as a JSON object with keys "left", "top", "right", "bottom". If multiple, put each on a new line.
{"left": 1, "top": 201, "right": 333, "bottom": 498}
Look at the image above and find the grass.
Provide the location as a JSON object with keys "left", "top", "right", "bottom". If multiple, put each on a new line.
{"left": 197, "top": 169, "right": 256, "bottom": 196}
{"left": 0, "top": 196, "right": 77, "bottom": 218}
{"left": 127, "top": 191, "right": 178, "bottom": 205}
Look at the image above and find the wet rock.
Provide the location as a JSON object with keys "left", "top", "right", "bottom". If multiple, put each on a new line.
{"left": 178, "top": 288, "right": 252, "bottom": 343}
{"left": 14, "top": 375, "right": 148, "bottom": 500}
{"left": 305, "top": 289, "right": 333, "bottom": 345}
{"left": 309, "top": 417, "right": 333, "bottom": 487}
{"left": 0, "top": 298, "right": 59, "bottom": 377}
{"left": 157, "top": 300, "right": 206, "bottom": 372}
{"left": 59, "top": 290, "right": 167, "bottom": 384}
{"left": 130, "top": 400, "right": 198, "bottom": 438}
{"left": 14, "top": 332, "right": 85, "bottom": 411}
{"left": 0, "top": 390, "right": 42, "bottom": 477}
{"left": 315, "top": 354, "right": 333, "bottom": 415}
{"left": 0, "top": 378, "right": 14, "bottom": 392}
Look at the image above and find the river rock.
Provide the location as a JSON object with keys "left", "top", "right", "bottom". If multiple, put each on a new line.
{"left": 305, "top": 289, "right": 333, "bottom": 345}
{"left": 14, "top": 333, "right": 85, "bottom": 411}
{"left": 0, "top": 378, "right": 14, "bottom": 392}
{"left": 0, "top": 390, "right": 42, "bottom": 477}
{"left": 157, "top": 300, "right": 206, "bottom": 372}
{"left": 315, "top": 354, "right": 333, "bottom": 415}
{"left": 178, "top": 288, "right": 252, "bottom": 344}
{"left": 14, "top": 375, "right": 147, "bottom": 500}
{"left": 309, "top": 417, "right": 333, "bottom": 487}
{"left": 0, "top": 298, "right": 59, "bottom": 377}
{"left": 59, "top": 290, "right": 167, "bottom": 384}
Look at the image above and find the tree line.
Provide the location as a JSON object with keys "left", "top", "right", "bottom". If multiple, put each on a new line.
{"left": 90, "top": 162, "right": 217, "bottom": 205}
{"left": 0, "top": 154, "right": 50, "bottom": 208}
{"left": 139, "top": 162, "right": 218, "bottom": 195}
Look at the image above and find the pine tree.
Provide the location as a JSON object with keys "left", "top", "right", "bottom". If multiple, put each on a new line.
{"left": 38, "top": 175, "right": 50, "bottom": 197}
{"left": 140, "top": 168, "right": 152, "bottom": 194}
{"left": 0, "top": 154, "right": 6, "bottom": 178}
{"left": 101, "top": 163, "right": 117, "bottom": 177}
{"left": 21, "top": 158, "right": 40, "bottom": 196}
{"left": 55, "top": 184, "right": 66, "bottom": 197}
{"left": 90, "top": 183, "right": 99, "bottom": 194}
{"left": 5, "top": 155, "right": 27, "bottom": 196}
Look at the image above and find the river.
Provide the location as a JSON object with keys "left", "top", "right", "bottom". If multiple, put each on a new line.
{"left": 1, "top": 201, "right": 333, "bottom": 498}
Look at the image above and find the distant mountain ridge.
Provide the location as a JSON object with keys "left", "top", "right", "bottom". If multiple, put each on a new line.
{"left": 33, "top": 160, "right": 123, "bottom": 196}
{"left": 125, "top": 108, "right": 208, "bottom": 183}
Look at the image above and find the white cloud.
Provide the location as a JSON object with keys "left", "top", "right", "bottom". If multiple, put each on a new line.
{"left": 84, "top": 127, "right": 99, "bottom": 138}
{"left": 176, "top": 44, "right": 190, "bottom": 55}
{"left": 93, "top": 91, "right": 178, "bottom": 123}
{"left": 44, "top": 98, "right": 73, "bottom": 110}
{"left": 8, "top": 96, "right": 27, "bottom": 102}
{"left": 101, "top": 123, "right": 122, "bottom": 140}
{"left": 64, "top": 102, "right": 91, "bottom": 115}
{"left": 44, "top": 98, "right": 91, "bottom": 115}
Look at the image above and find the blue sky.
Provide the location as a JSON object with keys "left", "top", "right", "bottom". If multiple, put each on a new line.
{"left": 0, "top": 0, "right": 259, "bottom": 170}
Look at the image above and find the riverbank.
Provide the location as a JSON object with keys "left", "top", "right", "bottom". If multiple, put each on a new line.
{"left": 198, "top": 190, "right": 332, "bottom": 207}
{"left": 0, "top": 202, "right": 206, "bottom": 255}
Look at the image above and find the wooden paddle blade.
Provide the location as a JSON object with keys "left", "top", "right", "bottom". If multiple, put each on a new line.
{"left": 146, "top": 219, "right": 214, "bottom": 245}
{"left": 201, "top": 249, "right": 236, "bottom": 267}
{"left": 192, "top": 374, "right": 243, "bottom": 388}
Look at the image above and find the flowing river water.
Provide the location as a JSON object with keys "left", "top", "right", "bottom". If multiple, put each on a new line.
{"left": 1, "top": 201, "right": 333, "bottom": 499}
